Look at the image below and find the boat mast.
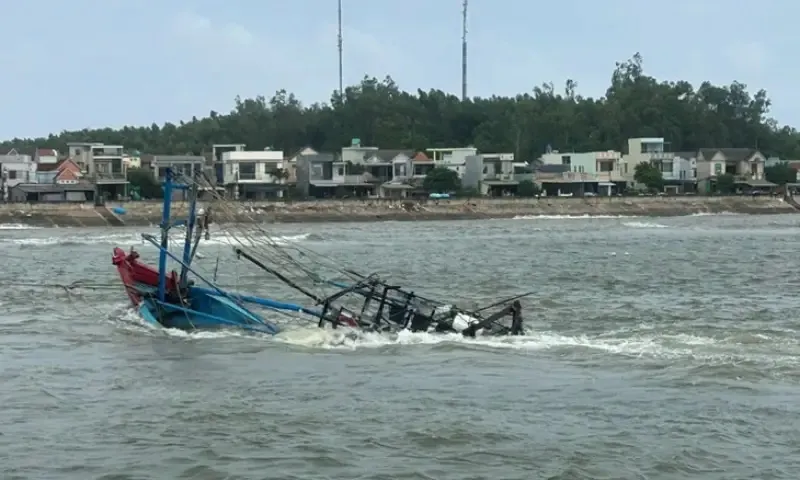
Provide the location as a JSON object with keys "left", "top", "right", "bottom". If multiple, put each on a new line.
{"left": 179, "top": 175, "right": 199, "bottom": 289}
{"left": 157, "top": 168, "right": 174, "bottom": 302}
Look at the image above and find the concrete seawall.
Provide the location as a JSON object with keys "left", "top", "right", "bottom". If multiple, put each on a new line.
{"left": 0, "top": 196, "right": 795, "bottom": 228}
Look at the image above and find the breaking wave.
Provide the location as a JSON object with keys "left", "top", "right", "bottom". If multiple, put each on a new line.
{"left": 0, "top": 223, "right": 41, "bottom": 230}
{"left": 109, "top": 308, "right": 800, "bottom": 370}
{"left": 513, "top": 214, "right": 637, "bottom": 220}
{"left": 2, "top": 231, "right": 318, "bottom": 248}
{"left": 622, "top": 221, "right": 668, "bottom": 229}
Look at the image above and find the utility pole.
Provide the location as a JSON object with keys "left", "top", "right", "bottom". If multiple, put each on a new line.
{"left": 337, "top": 0, "right": 344, "bottom": 100}
{"left": 461, "top": 0, "right": 468, "bottom": 101}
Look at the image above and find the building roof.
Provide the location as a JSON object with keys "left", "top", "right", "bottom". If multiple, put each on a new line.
{"left": 673, "top": 151, "right": 696, "bottom": 160}
{"left": 698, "top": 148, "right": 759, "bottom": 162}
{"left": 367, "top": 149, "right": 412, "bottom": 162}
{"left": 412, "top": 151, "right": 432, "bottom": 162}
{"left": 300, "top": 153, "right": 336, "bottom": 162}
{"left": 36, "top": 148, "right": 57, "bottom": 156}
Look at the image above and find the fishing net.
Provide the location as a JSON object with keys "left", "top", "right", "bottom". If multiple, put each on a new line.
{"left": 175, "top": 173, "right": 528, "bottom": 336}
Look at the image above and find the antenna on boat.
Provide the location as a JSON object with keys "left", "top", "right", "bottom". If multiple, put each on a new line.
{"left": 461, "top": 0, "right": 468, "bottom": 101}
{"left": 337, "top": 0, "right": 344, "bottom": 101}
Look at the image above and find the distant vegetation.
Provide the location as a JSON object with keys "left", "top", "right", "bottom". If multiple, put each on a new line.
{"left": 3, "top": 53, "right": 799, "bottom": 160}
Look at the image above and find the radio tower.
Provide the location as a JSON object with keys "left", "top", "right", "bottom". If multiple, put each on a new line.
{"left": 461, "top": 0, "right": 468, "bottom": 101}
{"left": 337, "top": 0, "right": 344, "bottom": 100}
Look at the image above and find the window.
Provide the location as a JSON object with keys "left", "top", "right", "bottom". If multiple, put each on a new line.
{"left": 337, "top": 167, "right": 344, "bottom": 176}
{"left": 8, "top": 170, "right": 16, "bottom": 179}
{"left": 158, "top": 167, "right": 168, "bottom": 179}
{"left": 714, "top": 163, "right": 722, "bottom": 175}
{"left": 239, "top": 162, "right": 256, "bottom": 180}
{"left": 561, "top": 155, "right": 571, "bottom": 166}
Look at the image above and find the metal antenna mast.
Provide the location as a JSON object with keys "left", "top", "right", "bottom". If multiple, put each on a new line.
{"left": 461, "top": 0, "right": 468, "bottom": 101}
{"left": 337, "top": 0, "right": 344, "bottom": 100}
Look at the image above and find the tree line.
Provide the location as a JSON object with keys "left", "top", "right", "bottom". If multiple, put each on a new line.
{"left": 3, "top": 53, "right": 800, "bottom": 161}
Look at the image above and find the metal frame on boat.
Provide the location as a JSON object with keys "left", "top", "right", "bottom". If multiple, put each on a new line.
{"left": 112, "top": 168, "right": 527, "bottom": 337}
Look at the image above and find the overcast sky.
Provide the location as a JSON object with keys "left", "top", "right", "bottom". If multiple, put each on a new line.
{"left": 1, "top": 0, "right": 793, "bottom": 139}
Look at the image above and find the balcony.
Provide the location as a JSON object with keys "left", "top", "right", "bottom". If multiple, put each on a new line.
{"left": 94, "top": 171, "right": 128, "bottom": 184}
{"left": 92, "top": 149, "right": 124, "bottom": 158}
{"left": 484, "top": 173, "right": 534, "bottom": 182}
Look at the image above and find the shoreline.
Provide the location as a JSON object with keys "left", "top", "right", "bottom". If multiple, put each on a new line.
{"left": 0, "top": 196, "right": 795, "bottom": 228}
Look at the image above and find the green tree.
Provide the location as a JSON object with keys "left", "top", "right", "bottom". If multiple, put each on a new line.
{"left": 765, "top": 162, "right": 797, "bottom": 185}
{"left": 2, "top": 54, "right": 798, "bottom": 161}
{"left": 127, "top": 168, "right": 162, "bottom": 199}
{"left": 716, "top": 173, "right": 736, "bottom": 194}
{"left": 633, "top": 162, "right": 664, "bottom": 192}
{"left": 517, "top": 179, "right": 540, "bottom": 197}
{"left": 422, "top": 167, "right": 461, "bottom": 194}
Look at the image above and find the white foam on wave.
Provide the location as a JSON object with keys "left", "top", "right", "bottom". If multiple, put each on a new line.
{"left": 0, "top": 223, "right": 41, "bottom": 230}
{"left": 3, "top": 231, "right": 312, "bottom": 248}
{"left": 622, "top": 220, "right": 668, "bottom": 229}
{"left": 689, "top": 211, "right": 738, "bottom": 217}
{"left": 111, "top": 308, "right": 800, "bottom": 367}
{"left": 513, "top": 214, "right": 636, "bottom": 220}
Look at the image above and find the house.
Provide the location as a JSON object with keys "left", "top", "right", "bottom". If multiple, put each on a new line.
{"left": 34, "top": 148, "right": 59, "bottom": 165}
{"left": 284, "top": 146, "right": 318, "bottom": 183}
{"left": 67, "top": 142, "right": 128, "bottom": 199}
{"left": 695, "top": 148, "right": 772, "bottom": 193}
{"left": 151, "top": 154, "right": 207, "bottom": 199}
{"left": 221, "top": 149, "right": 287, "bottom": 199}
{"left": 539, "top": 150, "right": 624, "bottom": 195}
{"left": 8, "top": 183, "right": 95, "bottom": 203}
{"left": 375, "top": 151, "right": 433, "bottom": 199}
{"left": 534, "top": 164, "right": 598, "bottom": 196}
{"left": 662, "top": 152, "right": 697, "bottom": 193}
{"left": 36, "top": 158, "right": 83, "bottom": 185}
{"left": 152, "top": 155, "right": 206, "bottom": 181}
{"left": 410, "top": 152, "right": 435, "bottom": 177}
{"left": 621, "top": 137, "right": 673, "bottom": 182}
{"left": 363, "top": 149, "right": 410, "bottom": 184}
{"left": 0, "top": 149, "right": 36, "bottom": 186}
{"left": 211, "top": 143, "right": 246, "bottom": 186}
{"left": 295, "top": 152, "right": 374, "bottom": 198}
{"left": 340, "top": 138, "right": 378, "bottom": 164}
{"left": 427, "top": 147, "right": 478, "bottom": 177}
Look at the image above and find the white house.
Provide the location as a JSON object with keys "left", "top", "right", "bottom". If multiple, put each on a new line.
{"left": 222, "top": 149, "right": 286, "bottom": 199}
{"left": 0, "top": 149, "right": 37, "bottom": 186}
{"left": 427, "top": 147, "right": 478, "bottom": 177}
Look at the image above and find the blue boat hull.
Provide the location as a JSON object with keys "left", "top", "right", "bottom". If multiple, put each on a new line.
{"left": 134, "top": 286, "right": 280, "bottom": 335}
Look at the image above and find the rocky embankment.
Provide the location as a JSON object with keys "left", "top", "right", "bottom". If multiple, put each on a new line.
{"left": 0, "top": 196, "right": 795, "bottom": 228}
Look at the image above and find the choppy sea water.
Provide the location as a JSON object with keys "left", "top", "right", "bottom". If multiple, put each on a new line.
{"left": 2, "top": 213, "right": 800, "bottom": 479}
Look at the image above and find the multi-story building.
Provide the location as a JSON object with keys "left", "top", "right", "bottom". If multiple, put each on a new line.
{"left": 0, "top": 149, "right": 36, "bottom": 202}
{"left": 427, "top": 147, "right": 478, "bottom": 177}
{"left": 620, "top": 137, "right": 673, "bottom": 182}
{"left": 695, "top": 148, "right": 770, "bottom": 193}
{"left": 539, "top": 149, "right": 624, "bottom": 195}
{"left": 221, "top": 149, "right": 287, "bottom": 199}
{"left": 67, "top": 142, "right": 128, "bottom": 199}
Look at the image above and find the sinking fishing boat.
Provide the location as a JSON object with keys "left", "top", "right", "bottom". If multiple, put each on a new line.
{"left": 112, "top": 168, "right": 527, "bottom": 337}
